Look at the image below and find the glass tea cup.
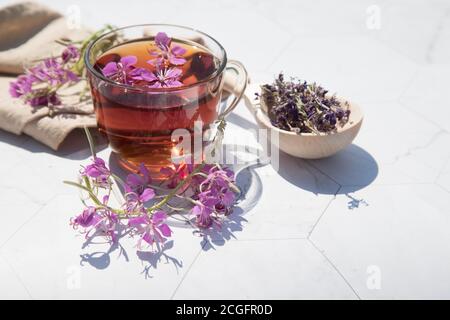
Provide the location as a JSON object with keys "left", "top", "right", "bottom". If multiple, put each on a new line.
{"left": 84, "top": 24, "right": 247, "bottom": 178}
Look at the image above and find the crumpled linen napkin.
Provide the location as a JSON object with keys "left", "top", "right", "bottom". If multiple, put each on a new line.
{"left": 0, "top": 1, "right": 96, "bottom": 150}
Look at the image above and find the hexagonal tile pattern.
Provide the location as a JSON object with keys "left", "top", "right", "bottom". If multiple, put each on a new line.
{"left": 400, "top": 65, "right": 450, "bottom": 132}
{"left": 0, "top": 186, "right": 43, "bottom": 248}
{"left": 436, "top": 157, "right": 450, "bottom": 193}
{"left": 0, "top": 254, "right": 30, "bottom": 299}
{"left": 308, "top": 102, "right": 450, "bottom": 186}
{"left": 310, "top": 184, "right": 450, "bottom": 299}
{"left": 225, "top": 154, "right": 339, "bottom": 240}
{"left": 163, "top": 0, "right": 291, "bottom": 72}
{"left": 173, "top": 239, "right": 358, "bottom": 299}
{"left": 1, "top": 0, "right": 450, "bottom": 300}
{"left": 0, "top": 195, "right": 206, "bottom": 299}
{"left": 254, "top": 0, "right": 387, "bottom": 36}
{"left": 369, "top": 0, "right": 450, "bottom": 65}
{"left": 268, "top": 35, "right": 418, "bottom": 103}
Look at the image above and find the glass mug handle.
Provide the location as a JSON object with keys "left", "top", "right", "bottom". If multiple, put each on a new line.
{"left": 219, "top": 60, "right": 248, "bottom": 118}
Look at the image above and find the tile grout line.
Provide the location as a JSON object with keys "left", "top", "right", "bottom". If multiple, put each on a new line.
{"left": 263, "top": 33, "right": 296, "bottom": 72}
{"left": 0, "top": 194, "right": 56, "bottom": 250}
{"left": 307, "top": 192, "right": 339, "bottom": 240}
{"left": 433, "top": 154, "right": 450, "bottom": 184}
{"left": 308, "top": 238, "right": 361, "bottom": 300}
{"left": 0, "top": 254, "right": 33, "bottom": 300}
{"left": 209, "top": 237, "right": 309, "bottom": 242}
{"left": 397, "top": 99, "right": 449, "bottom": 136}
{"left": 369, "top": 32, "right": 423, "bottom": 68}
{"left": 434, "top": 182, "right": 450, "bottom": 195}
{"left": 169, "top": 245, "right": 205, "bottom": 300}
{"left": 305, "top": 160, "right": 343, "bottom": 187}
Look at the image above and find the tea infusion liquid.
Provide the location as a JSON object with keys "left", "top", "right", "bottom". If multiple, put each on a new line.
{"left": 91, "top": 38, "right": 222, "bottom": 175}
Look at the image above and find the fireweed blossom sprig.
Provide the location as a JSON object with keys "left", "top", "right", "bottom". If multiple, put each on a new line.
{"left": 9, "top": 25, "right": 116, "bottom": 108}
{"left": 9, "top": 53, "right": 79, "bottom": 107}
{"left": 257, "top": 73, "right": 351, "bottom": 134}
{"left": 148, "top": 31, "right": 187, "bottom": 67}
{"left": 65, "top": 129, "right": 239, "bottom": 253}
{"left": 100, "top": 32, "right": 184, "bottom": 89}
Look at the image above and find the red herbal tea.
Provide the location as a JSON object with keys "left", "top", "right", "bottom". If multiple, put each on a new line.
{"left": 90, "top": 38, "right": 222, "bottom": 174}
{"left": 85, "top": 25, "right": 247, "bottom": 179}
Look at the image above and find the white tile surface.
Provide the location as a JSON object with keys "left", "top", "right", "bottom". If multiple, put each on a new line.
{"left": 226, "top": 156, "right": 339, "bottom": 240}
{"left": 310, "top": 184, "right": 450, "bottom": 299}
{"left": 0, "top": 186, "right": 42, "bottom": 248}
{"left": 1, "top": 0, "right": 450, "bottom": 299}
{"left": 436, "top": 158, "right": 450, "bottom": 193}
{"left": 308, "top": 101, "right": 450, "bottom": 186}
{"left": 369, "top": 0, "right": 450, "bottom": 65}
{"left": 0, "top": 255, "right": 30, "bottom": 299}
{"left": 173, "top": 239, "right": 357, "bottom": 299}
{"left": 0, "top": 195, "right": 206, "bottom": 299}
{"left": 268, "top": 35, "right": 418, "bottom": 103}
{"left": 400, "top": 65, "right": 450, "bottom": 132}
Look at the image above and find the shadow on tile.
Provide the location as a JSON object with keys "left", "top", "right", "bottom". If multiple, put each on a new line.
{"left": 0, "top": 128, "right": 108, "bottom": 160}
{"left": 79, "top": 225, "right": 183, "bottom": 278}
{"left": 227, "top": 111, "right": 259, "bottom": 130}
{"left": 107, "top": 149, "right": 263, "bottom": 249}
{"left": 79, "top": 235, "right": 129, "bottom": 270}
{"left": 277, "top": 144, "right": 378, "bottom": 195}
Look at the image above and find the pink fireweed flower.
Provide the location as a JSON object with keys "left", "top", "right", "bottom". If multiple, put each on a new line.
{"left": 145, "top": 67, "right": 183, "bottom": 88}
{"left": 192, "top": 195, "right": 218, "bottom": 229}
{"left": 125, "top": 163, "right": 151, "bottom": 195}
{"left": 148, "top": 32, "right": 187, "bottom": 67}
{"left": 61, "top": 45, "right": 80, "bottom": 63}
{"left": 197, "top": 167, "right": 235, "bottom": 196}
{"left": 101, "top": 55, "right": 138, "bottom": 84}
{"left": 95, "top": 210, "right": 120, "bottom": 243}
{"left": 208, "top": 187, "right": 235, "bottom": 216}
{"left": 9, "top": 56, "right": 78, "bottom": 107}
{"left": 123, "top": 187, "right": 155, "bottom": 216}
{"left": 29, "top": 57, "right": 79, "bottom": 85}
{"left": 71, "top": 206, "right": 101, "bottom": 229}
{"left": 128, "top": 211, "right": 172, "bottom": 249}
{"left": 160, "top": 163, "right": 189, "bottom": 189}
{"left": 80, "top": 157, "right": 111, "bottom": 188}
{"left": 71, "top": 203, "right": 119, "bottom": 243}
{"left": 190, "top": 165, "right": 238, "bottom": 227}
{"left": 9, "top": 75, "right": 33, "bottom": 98}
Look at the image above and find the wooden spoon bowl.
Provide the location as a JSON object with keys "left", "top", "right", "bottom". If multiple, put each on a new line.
{"left": 243, "top": 83, "right": 363, "bottom": 159}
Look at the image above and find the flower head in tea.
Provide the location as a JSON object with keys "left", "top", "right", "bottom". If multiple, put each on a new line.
{"left": 146, "top": 67, "right": 183, "bottom": 88}
{"left": 148, "top": 32, "right": 187, "bottom": 67}
{"left": 258, "top": 73, "right": 351, "bottom": 134}
{"left": 99, "top": 32, "right": 186, "bottom": 89}
{"left": 101, "top": 55, "right": 139, "bottom": 84}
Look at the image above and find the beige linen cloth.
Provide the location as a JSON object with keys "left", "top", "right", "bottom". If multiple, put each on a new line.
{"left": 0, "top": 1, "right": 96, "bottom": 150}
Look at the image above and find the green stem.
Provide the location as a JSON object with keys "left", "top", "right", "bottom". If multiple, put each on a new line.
{"left": 84, "top": 127, "right": 96, "bottom": 158}
{"left": 73, "top": 24, "right": 115, "bottom": 75}
{"left": 63, "top": 179, "right": 102, "bottom": 206}
{"left": 147, "top": 163, "right": 206, "bottom": 213}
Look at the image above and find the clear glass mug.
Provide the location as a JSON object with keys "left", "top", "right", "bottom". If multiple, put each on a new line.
{"left": 84, "top": 24, "right": 247, "bottom": 177}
